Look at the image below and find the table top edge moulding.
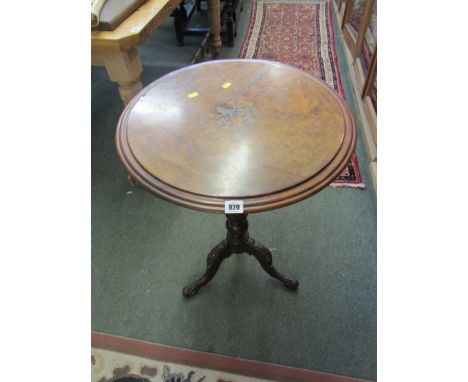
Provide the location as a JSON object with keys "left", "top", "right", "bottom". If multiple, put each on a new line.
{"left": 116, "top": 59, "right": 357, "bottom": 214}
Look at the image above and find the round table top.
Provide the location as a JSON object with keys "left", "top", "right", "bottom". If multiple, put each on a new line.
{"left": 116, "top": 59, "right": 356, "bottom": 213}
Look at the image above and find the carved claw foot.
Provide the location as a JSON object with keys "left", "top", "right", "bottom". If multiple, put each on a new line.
{"left": 182, "top": 284, "right": 199, "bottom": 298}
{"left": 283, "top": 278, "right": 299, "bottom": 291}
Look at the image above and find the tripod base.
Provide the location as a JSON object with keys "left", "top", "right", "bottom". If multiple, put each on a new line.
{"left": 182, "top": 214, "right": 299, "bottom": 298}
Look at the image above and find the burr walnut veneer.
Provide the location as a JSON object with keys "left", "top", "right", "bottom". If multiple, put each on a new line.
{"left": 116, "top": 59, "right": 356, "bottom": 297}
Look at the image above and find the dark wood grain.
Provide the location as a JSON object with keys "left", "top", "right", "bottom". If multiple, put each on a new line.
{"left": 116, "top": 59, "right": 356, "bottom": 214}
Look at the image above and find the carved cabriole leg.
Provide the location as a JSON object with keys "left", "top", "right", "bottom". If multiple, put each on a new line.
{"left": 103, "top": 49, "right": 143, "bottom": 105}
{"left": 245, "top": 238, "right": 299, "bottom": 290}
{"left": 182, "top": 240, "right": 232, "bottom": 297}
{"left": 183, "top": 214, "right": 299, "bottom": 297}
{"left": 207, "top": 0, "right": 222, "bottom": 57}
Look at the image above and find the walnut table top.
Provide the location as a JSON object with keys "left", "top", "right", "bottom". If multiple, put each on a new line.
{"left": 116, "top": 59, "right": 356, "bottom": 214}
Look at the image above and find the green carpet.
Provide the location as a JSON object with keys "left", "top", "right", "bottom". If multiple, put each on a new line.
{"left": 91, "top": 1, "right": 377, "bottom": 380}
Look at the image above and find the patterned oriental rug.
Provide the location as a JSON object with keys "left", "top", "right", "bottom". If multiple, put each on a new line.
{"left": 92, "top": 331, "right": 372, "bottom": 382}
{"left": 239, "top": 0, "right": 365, "bottom": 188}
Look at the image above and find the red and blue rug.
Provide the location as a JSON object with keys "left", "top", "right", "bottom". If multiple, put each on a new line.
{"left": 239, "top": 0, "right": 364, "bottom": 188}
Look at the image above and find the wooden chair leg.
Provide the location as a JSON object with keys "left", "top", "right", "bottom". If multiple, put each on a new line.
{"left": 172, "top": 4, "right": 188, "bottom": 46}
{"left": 225, "top": 0, "right": 234, "bottom": 47}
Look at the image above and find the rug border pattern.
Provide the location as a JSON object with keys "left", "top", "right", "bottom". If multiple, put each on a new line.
{"left": 92, "top": 331, "right": 373, "bottom": 382}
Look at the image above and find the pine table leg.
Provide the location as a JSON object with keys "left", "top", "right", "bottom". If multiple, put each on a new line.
{"left": 103, "top": 49, "right": 143, "bottom": 105}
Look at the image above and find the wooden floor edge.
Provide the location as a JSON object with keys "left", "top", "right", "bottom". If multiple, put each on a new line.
{"left": 92, "top": 331, "right": 374, "bottom": 382}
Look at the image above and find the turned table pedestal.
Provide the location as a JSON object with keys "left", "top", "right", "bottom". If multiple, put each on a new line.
{"left": 115, "top": 59, "right": 356, "bottom": 297}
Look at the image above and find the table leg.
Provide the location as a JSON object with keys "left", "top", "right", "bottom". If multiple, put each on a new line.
{"left": 182, "top": 214, "right": 299, "bottom": 297}
{"left": 103, "top": 48, "right": 143, "bottom": 105}
{"left": 207, "top": 0, "right": 222, "bottom": 57}
{"left": 245, "top": 238, "right": 299, "bottom": 290}
{"left": 182, "top": 240, "right": 233, "bottom": 297}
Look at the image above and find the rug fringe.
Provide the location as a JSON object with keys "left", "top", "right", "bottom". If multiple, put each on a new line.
{"left": 330, "top": 183, "right": 366, "bottom": 189}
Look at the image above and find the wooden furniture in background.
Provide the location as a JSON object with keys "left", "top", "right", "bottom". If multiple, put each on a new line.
{"left": 173, "top": 0, "right": 242, "bottom": 47}
{"left": 333, "top": 0, "right": 347, "bottom": 26}
{"left": 115, "top": 59, "right": 356, "bottom": 297}
{"left": 361, "top": 47, "right": 376, "bottom": 156}
{"left": 333, "top": 0, "right": 376, "bottom": 189}
{"left": 342, "top": 0, "right": 374, "bottom": 57}
{"left": 355, "top": 0, "right": 376, "bottom": 185}
{"left": 91, "top": 0, "right": 222, "bottom": 105}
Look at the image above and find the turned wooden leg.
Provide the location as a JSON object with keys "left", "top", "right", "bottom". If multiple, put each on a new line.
{"left": 103, "top": 48, "right": 143, "bottom": 105}
{"left": 207, "top": 0, "right": 222, "bottom": 57}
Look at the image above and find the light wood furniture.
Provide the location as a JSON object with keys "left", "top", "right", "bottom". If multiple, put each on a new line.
{"left": 91, "top": 0, "right": 222, "bottom": 105}
{"left": 333, "top": 0, "right": 376, "bottom": 189}
{"left": 361, "top": 47, "right": 376, "bottom": 152}
{"left": 333, "top": 0, "right": 347, "bottom": 26}
{"left": 342, "top": 0, "right": 374, "bottom": 58}
{"left": 115, "top": 59, "right": 356, "bottom": 297}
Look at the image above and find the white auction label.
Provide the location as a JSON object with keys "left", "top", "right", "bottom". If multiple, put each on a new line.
{"left": 224, "top": 200, "right": 244, "bottom": 213}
